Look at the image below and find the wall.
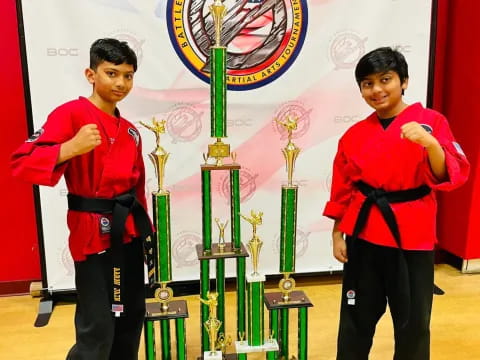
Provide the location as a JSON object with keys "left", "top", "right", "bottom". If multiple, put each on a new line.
{"left": 0, "top": 0, "right": 40, "bottom": 287}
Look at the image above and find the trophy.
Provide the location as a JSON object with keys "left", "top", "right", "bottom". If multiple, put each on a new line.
{"left": 141, "top": 118, "right": 189, "bottom": 360}
{"left": 200, "top": 292, "right": 223, "bottom": 360}
{"left": 235, "top": 211, "right": 278, "bottom": 355}
{"left": 262, "top": 115, "right": 313, "bottom": 360}
{"left": 196, "top": 2, "right": 249, "bottom": 359}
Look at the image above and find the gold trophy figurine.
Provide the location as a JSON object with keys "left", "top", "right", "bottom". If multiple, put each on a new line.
{"left": 276, "top": 115, "right": 301, "bottom": 186}
{"left": 240, "top": 210, "right": 264, "bottom": 276}
{"left": 210, "top": 0, "right": 227, "bottom": 47}
{"left": 215, "top": 217, "right": 228, "bottom": 252}
{"left": 140, "top": 118, "right": 170, "bottom": 194}
{"left": 200, "top": 292, "right": 222, "bottom": 355}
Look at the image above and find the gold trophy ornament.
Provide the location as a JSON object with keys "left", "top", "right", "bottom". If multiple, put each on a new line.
{"left": 210, "top": 0, "right": 227, "bottom": 47}
{"left": 214, "top": 218, "right": 228, "bottom": 252}
{"left": 240, "top": 210, "right": 264, "bottom": 276}
{"left": 141, "top": 118, "right": 170, "bottom": 195}
{"left": 276, "top": 115, "right": 301, "bottom": 187}
{"left": 200, "top": 292, "right": 223, "bottom": 359}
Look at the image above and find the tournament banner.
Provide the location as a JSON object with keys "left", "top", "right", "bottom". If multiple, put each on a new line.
{"left": 20, "top": 0, "right": 433, "bottom": 291}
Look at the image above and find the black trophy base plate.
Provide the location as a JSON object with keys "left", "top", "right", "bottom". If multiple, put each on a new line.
{"left": 196, "top": 242, "right": 249, "bottom": 260}
{"left": 145, "top": 299, "right": 189, "bottom": 320}
{"left": 264, "top": 290, "right": 314, "bottom": 310}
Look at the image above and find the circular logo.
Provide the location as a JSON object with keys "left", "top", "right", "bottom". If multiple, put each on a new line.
{"left": 346, "top": 289, "right": 355, "bottom": 299}
{"left": 274, "top": 228, "right": 310, "bottom": 258}
{"left": 60, "top": 245, "right": 74, "bottom": 276}
{"left": 110, "top": 30, "right": 145, "bottom": 65}
{"left": 166, "top": 0, "right": 309, "bottom": 90}
{"left": 329, "top": 31, "right": 368, "bottom": 70}
{"left": 219, "top": 167, "right": 258, "bottom": 203}
{"left": 26, "top": 128, "right": 44, "bottom": 143}
{"left": 273, "top": 101, "right": 311, "bottom": 140}
{"left": 172, "top": 231, "right": 202, "bottom": 267}
{"left": 166, "top": 104, "right": 203, "bottom": 143}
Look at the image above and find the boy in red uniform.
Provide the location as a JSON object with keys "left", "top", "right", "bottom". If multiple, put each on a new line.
{"left": 323, "top": 47, "right": 469, "bottom": 359}
{"left": 11, "top": 38, "right": 152, "bottom": 360}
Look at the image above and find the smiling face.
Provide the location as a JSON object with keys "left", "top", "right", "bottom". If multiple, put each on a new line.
{"left": 359, "top": 71, "right": 408, "bottom": 119}
{"left": 85, "top": 61, "right": 135, "bottom": 112}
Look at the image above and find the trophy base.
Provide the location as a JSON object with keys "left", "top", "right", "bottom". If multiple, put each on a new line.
{"left": 264, "top": 291, "right": 314, "bottom": 309}
{"left": 145, "top": 299, "right": 189, "bottom": 319}
{"left": 235, "top": 339, "right": 279, "bottom": 353}
{"left": 201, "top": 163, "right": 241, "bottom": 171}
{"left": 198, "top": 351, "right": 225, "bottom": 360}
{"left": 196, "top": 242, "right": 249, "bottom": 260}
{"left": 246, "top": 273, "right": 266, "bottom": 283}
{"left": 198, "top": 353, "right": 237, "bottom": 360}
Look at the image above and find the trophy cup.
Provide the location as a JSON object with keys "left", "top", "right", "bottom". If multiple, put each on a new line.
{"left": 235, "top": 211, "right": 279, "bottom": 356}
{"left": 196, "top": 2, "right": 249, "bottom": 359}
{"left": 263, "top": 115, "right": 313, "bottom": 360}
{"left": 141, "top": 118, "right": 189, "bottom": 360}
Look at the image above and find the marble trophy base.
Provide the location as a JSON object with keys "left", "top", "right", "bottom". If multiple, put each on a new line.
{"left": 235, "top": 339, "right": 279, "bottom": 353}
{"left": 203, "top": 351, "right": 222, "bottom": 360}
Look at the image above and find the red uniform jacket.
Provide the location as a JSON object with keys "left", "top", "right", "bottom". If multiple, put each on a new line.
{"left": 11, "top": 97, "right": 148, "bottom": 261}
{"left": 323, "top": 103, "right": 470, "bottom": 250}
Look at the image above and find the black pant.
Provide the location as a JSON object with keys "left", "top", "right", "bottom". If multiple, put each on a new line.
{"left": 66, "top": 238, "right": 146, "bottom": 360}
{"left": 337, "top": 238, "right": 434, "bottom": 360}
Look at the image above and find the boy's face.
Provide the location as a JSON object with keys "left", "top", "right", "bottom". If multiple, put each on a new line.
{"left": 359, "top": 71, "right": 408, "bottom": 117}
{"left": 85, "top": 61, "right": 135, "bottom": 104}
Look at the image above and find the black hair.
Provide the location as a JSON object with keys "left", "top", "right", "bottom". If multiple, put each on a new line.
{"left": 355, "top": 47, "right": 408, "bottom": 90}
{"left": 89, "top": 38, "right": 137, "bottom": 72}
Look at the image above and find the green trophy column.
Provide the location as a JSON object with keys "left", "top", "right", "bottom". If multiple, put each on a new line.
{"left": 160, "top": 319, "right": 171, "bottom": 360}
{"left": 298, "top": 307, "right": 308, "bottom": 360}
{"left": 210, "top": 47, "right": 227, "bottom": 138}
{"left": 153, "top": 193, "right": 172, "bottom": 282}
{"left": 247, "top": 279, "right": 265, "bottom": 346}
{"left": 280, "top": 186, "right": 297, "bottom": 274}
{"left": 216, "top": 258, "right": 226, "bottom": 335}
{"left": 144, "top": 321, "right": 156, "bottom": 360}
{"left": 230, "top": 169, "right": 241, "bottom": 249}
{"left": 280, "top": 308, "right": 289, "bottom": 359}
{"left": 201, "top": 169, "right": 212, "bottom": 352}
{"left": 267, "top": 309, "right": 279, "bottom": 360}
{"left": 175, "top": 318, "right": 187, "bottom": 360}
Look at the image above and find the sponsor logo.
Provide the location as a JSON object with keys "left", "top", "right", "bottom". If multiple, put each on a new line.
{"left": 172, "top": 231, "right": 202, "bottom": 267}
{"left": 420, "top": 124, "right": 433, "bottom": 134}
{"left": 166, "top": 0, "right": 309, "bottom": 90}
{"left": 166, "top": 104, "right": 203, "bottom": 143}
{"left": 274, "top": 228, "right": 310, "bottom": 258}
{"left": 273, "top": 101, "right": 311, "bottom": 140}
{"left": 329, "top": 31, "right": 367, "bottom": 70}
{"left": 128, "top": 128, "right": 140, "bottom": 145}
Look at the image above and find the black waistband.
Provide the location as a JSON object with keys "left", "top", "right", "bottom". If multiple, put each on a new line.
{"left": 352, "top": 181, "right": 431, "bottom": 248}
{"left": 68, "top": 189, "right": 153, "bottom": 316}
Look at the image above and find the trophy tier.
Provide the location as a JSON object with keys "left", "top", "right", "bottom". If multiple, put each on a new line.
{"left": 145, "top": 300, "right": 189, "bottom": 319}
{"left": 264, "top": 291, "right": 314, "bottom": 309}
{"left": 196, "top": 242, "right": 249, "bottom": 260}
{"left": 201, "top": 163, "right": 240, "bottom": 171}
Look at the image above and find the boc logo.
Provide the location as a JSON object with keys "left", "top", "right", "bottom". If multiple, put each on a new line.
{"left": 166, "top": 0, "right": 308, "bottom": 90}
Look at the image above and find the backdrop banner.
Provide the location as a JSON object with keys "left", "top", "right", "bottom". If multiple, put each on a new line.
{"left": 21, "top": 0, "right": 433, "bottom": 291}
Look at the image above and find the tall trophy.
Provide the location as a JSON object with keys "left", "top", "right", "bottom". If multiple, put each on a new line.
{"left": 196, "top": 1, "right": 249, "bottom": 359}
{"left": 141, "top": 118, "right": 189, "bottom": 360}
{"left": 263, "top": 116, "right": 313, "bottom": 360}
{"left": 235, "top": 211, "right": 279, "bottom": 356}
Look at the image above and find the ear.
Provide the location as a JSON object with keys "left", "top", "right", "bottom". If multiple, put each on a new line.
{"left": 85, "top": 68, "right": 95, "bottom": 85}
{"left": 401, "top": 78, "right": 409, "bottom": 90}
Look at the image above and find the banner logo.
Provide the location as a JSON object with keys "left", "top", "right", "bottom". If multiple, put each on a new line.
{"left": 167, "top": 0, "right": 308, "bottom": 90}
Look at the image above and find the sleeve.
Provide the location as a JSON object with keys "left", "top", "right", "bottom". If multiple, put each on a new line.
{"left": 323, "top": 139, "right": 355, "bottom": 220}
{"left": 422, "top": 114, "right": 470, "bottom": 191}
{"left": 10, "top": 106, "right": 74, "bottom": 186}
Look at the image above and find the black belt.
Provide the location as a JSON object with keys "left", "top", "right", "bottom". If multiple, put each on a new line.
{"left": 68, "top": 189, "right": 154, "bottom": 317}
{"left": 345, "top": 181, "right": 431, "bottom": 328}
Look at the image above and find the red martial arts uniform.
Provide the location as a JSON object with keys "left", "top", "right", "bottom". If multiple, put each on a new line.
{"left": 11, "top": 96, "right": 150, "bottom": 360}
{"left": 323, "top": 103, "right": 469, "bottom": 360}
{"left": 324, "top": 102, "right": 469, "bottom": 249}
{"left": 11, "top": 96, "right": 147, "bottom": 261}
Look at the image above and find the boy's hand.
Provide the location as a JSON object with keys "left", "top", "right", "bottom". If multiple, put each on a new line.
{"left": 69, "top": 124, "right": 102, "bottom": 155}
{"left": 333, "top": 232, "right": 348, "bottom": 263}
{"left": 400, "top": 122, "right": 438, "bottom": 148}
{"left": 57, "top": 124, "right": 101, "bottom": 164}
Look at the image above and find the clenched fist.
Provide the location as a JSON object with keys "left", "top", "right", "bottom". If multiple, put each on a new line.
{"left": 57, "top": 124, "right": 102, "bottom": 164}
{"left": 70, "top": 124, "right": 102, "bottom": 155}
{"left": 400, "top": 122, "right": 437, "bottom": 148}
